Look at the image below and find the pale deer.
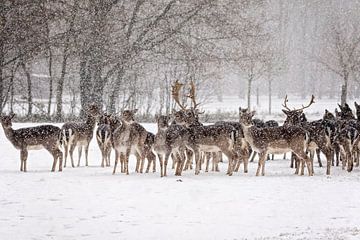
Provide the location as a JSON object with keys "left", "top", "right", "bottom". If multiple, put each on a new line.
{"left": 239, "top": 110, "right": 313, "bottom": 176}
{"left": 0, "top": 114, "right": 63, "bottom": 172}
{"left": 153, "top": 115, "right": 190, "bottom": 177}
{"left": 112, "top": 109, "right": 147, "bottom": 175}
{"left": 96, "top": 114, "right": 112, "bottom": 167}
{"left": 61, "top": 104, "right": 101, "bottom": 168}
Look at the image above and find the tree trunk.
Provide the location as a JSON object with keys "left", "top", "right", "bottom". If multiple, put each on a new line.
{"left": 21, "top": 62, "right": 32, "bottom": 117}
{"left": 247, "top": 76, "right": 252, "bottom": 109}
{"left": 0, "top": 3, "right": 5, "bottom": 113}
{"left": 109, "top": 67, "right": 125, "bottom": 113}
{"left": 47, "top": 47, "right": 53, "bottom": 116}
{"left": 268, "top": 79, "right": 272, "bottom": 115}
{"left": 340, "top": 74, "right": 348, "bottom": 106}
{"left": 55, "top": 49, "right": 68, "bottom": 121}
{"left": 79, "top": 50, "right": 92, "bottom": 118}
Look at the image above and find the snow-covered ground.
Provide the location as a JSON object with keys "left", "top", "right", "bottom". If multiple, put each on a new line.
{"left": 1, "top": 123, "right": 360, "bottom": 240}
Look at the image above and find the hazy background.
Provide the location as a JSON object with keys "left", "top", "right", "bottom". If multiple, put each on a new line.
{"left": 1, "top": 0, "right": 360, "bottom": 120}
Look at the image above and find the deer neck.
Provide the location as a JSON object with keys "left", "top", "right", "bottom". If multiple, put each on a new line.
{"left": 1, "top": 125, "right": 17, "bottom": 147}
{"left": 241, "top": 124, "right": 255, "bottom": 141}
{"left": 85, "top": 115, "right": 97, "bottom": 130}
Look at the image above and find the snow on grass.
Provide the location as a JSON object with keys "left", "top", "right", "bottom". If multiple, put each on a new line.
{"left": 0, "top": 123, "right": 360, "bottom": 240}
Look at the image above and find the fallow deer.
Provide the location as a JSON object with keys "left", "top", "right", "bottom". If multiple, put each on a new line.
{"left": 334, "top": 125, "right": 359, "bottom": 172}
{"left": 96, "top": 114, "right": 112, "bottom": 167}
{"left": 239, "top": 110, "right": 313, "bottom": 176}
{"left": 0, "top": 114, "right": 63, "bottom": 172}
{"left": 112, "top": 109, "right": 148, "bottom": 175}
{"left": 282, "top": 95, "right": 336, "bottom": 175}
{"left": 172, "top": 80, "right": 238, "bottom": 176}
{"left": 61, "top": 104, "right": 101, "bottom": 168}
{"left": 153, "top": 114, "right": 190, "bottom": 177}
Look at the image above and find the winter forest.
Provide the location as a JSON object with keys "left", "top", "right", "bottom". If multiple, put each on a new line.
{"left": 2, "top": 1, "right": 360, "bottom": 240}
{"left": 1, "top": 0, "right": 360, "bottom": 120}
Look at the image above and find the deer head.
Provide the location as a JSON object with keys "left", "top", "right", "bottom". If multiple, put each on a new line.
{"left": 121, "top": 109, "right": 138, "bottom": 124}
{"left": 0, "top": 113, "right": 15, "bottom": 129}
{"left": 239, "top": 110, "right": 256, "bottom": 127}
{"left": 282, "top": 95, "right": 314, "bottom": 126}
{"left": 337, "top": 103, "right": 355, "bottom": 120}
{"left": 155, "top": 115, "right": 170, "bottom": 130}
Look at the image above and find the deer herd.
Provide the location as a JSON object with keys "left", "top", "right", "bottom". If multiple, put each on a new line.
{"left": 1, "top": 81, "right": 360, "bottom": 177}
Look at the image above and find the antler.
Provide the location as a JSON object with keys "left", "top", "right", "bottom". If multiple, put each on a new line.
{"left": 282, "top": 95, "right": 291, "bottom": 111}
{"left": 282, "top": 95, "right": 315, "bottom": 112}
{"left": 299, "top": 95, "right": 315, "bottom": 111}
{"left": 188, "top": 80, "right": 201, "bottom": 110}
{"left": 171, "top": 80, "right": 187, "bottom": 110}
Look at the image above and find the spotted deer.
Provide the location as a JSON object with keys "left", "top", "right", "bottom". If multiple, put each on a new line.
{"left": 61, "top": 104, "right": 101, "bottom": 168}
{"left": 334, "top": 125, "right": 359, "bottom": 172}
{"left": 239, "top": 110, "right": 313, "bottom": 176}
{"left": 153, "top": 114, "right": 190, "bottom": 177}
{"left": 172, "top": 80, "right": 238, "bottom": 176}
{"left": 96, "top": 114, "right": 112, "bottom": 167}
{"left": 282, "top": 95, "right": 336, "bottom": 175}
{"left": 0, "top": 114, "right": 63, "bottom": 172}
{"left": 112, "top": 109, "right": 148, "bottom": 175}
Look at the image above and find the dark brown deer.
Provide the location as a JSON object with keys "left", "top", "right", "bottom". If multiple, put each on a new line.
{"left": 334, "top": 125, "right": 359, "bottom": 172}
{"left": 173, "top": 81, "right": 238, "bottom": 176}
{"left": 96, "top": 114, "right": 112, "bottom": 167}
{"left": 282, "top": 95, "right": 336, "bottom": 175}
{"left": 239, "top": 110, "right": 313, "bottom": 176}
{"left": 61, "top": 104, "right": 100, "bottom": 168}
{"left": 0, "top": 114, "right": 63, "bottom": 172}
{"left": 112, "top": 109, "right": 148, "bottom": 175}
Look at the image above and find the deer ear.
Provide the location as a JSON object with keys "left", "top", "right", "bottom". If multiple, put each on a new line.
{"left": 338, "top": 104, "right": 343, "bottom": 110}
{"left": 250, "top": 111, "right": 256, "bottom": 117}
{"left": 325, "top": 109, "right": 329, "bottom": 114}
{"left": 10, "top": 113, "right": 15, "bottom": 119}
{"left": 355, "top": 102, "right": 359, "bottom": 108}
{"left": 133, "top": 109, "right": 138, "bottom": 114}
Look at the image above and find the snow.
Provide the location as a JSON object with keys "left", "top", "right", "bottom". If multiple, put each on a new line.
{"left": 1, "top": 123, "right": 360, "bottom": 240}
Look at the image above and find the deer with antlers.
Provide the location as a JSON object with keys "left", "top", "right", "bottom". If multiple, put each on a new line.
{"left": 239, "top": 109, "right": 313, "bottom": 176}
{"left": 0, "top": 114, "right": 63, "bottom": 172}
{"left": 282, "top": 95, "right": 336, "bottom": 175}
{"left": 172, "top": 80, "right": 238, "bottom": 176}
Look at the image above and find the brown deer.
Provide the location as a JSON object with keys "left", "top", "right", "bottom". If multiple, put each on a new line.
{"left": 334, "top": 125, "right": 359, "bottom": 172}
{"left": 172, "top": 80, "right": 238, "bottom": 176}
{"left": 112, "top": 109, "right": 148, "bottom": 175}
{"left": 0, "top": 114, "right": 63, "bottom": 172}
{"left": 239, "top": 110, "right": 313, "bottom": 176}
{"left": 61, "top": 104, "right": 101, "bottom": 168}
{"left": 282, "top": 95, "right": 336, "bottom": 175}
{"left": 153, "top": 114, "right": 190, "bottom": 177}
{"left": 96, "top": 114, "right": 112, "bottom": 167}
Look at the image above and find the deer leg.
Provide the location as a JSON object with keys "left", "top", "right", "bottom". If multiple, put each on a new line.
{"left": 271, "top": 154, "right": 274, "bottom": 160}
{"left": 20, "top": 149, "right": 28, "bottom": 172}
{"left": 125, "top": 149, "right": 131, "bottom": 175}
{"left": 205, "top": 153, "right": 211, "bottom": 172}
{"left": 135, "top": 152, "right": 140, "bottom": 173}
{"left": 64, "top": 144, "right": 68, "bottom": 168}
{"left": 194, "top": 150, "right": 201, "bottom": 175}
{"left": 347, "top": 152, "right": 353, "bottom": 172}
{"left": 290, "top": 153, "right": 295, "bottom": 168}
{"left": 164, "top": 152, "right": 171, "bottom": 177}
{"left": 57, "top": 149, "right": 63, "bottom": 172}
{"left": 139, "top": 151, "right": 146, "bottom": 174}
{"left": 171, "top": 153, "right": 175, "bottom": 169}
{"left": 113, "top": 150, "right": 119, "bottom": 175}
{"left": 250, "top": 151, "right": 257, "bottom": 162}
{"left": 69, "top": 144, "right": 76, "bottom": 168}
{"left": 101, "top": 147, "right": 105, "bottom": 168}
{"left": 50, "top": 149, "right": 58, "bottom": 172}
{"left": 355, "top": 148, "right": 360, "bottom": 167}
{"left": 283, "top": 153, "right": 286, "bottom": 160}
{"left": 120, "top": 153, "right": 125, "bottom": 173}
{"left": 177, "top": 151, "right": 186, "bottom": 176}
{"left": 324, "top": 150, "right": 332, "bottom": 175}
{"left": 158, "top": 154, "right": 164, "bottom": 177}
{"left": 145, "top": 155, "right": 151, "bottom": 173}
{"left": 211, "top": 152, "right": 217, "bottom": 172}
{"left": 77, "top": 145, "right": 82, "bottom": 167}
{"left": 256, "top": 152, "right": 266, "bottom": 176}
{"left": 243, "top": 149, "right": 249, "bottom": 173}
{"left": 84, "top": 143, "right": 89, "bottom": 167}
{"left": 295, "top": 151, "right": 313, "bottom": 176}
{"left": 316, "top": 149, "right": 322, "bottom": 167}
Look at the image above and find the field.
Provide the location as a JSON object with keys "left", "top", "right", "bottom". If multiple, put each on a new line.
{"left": 1, "top": 122, "right": 360, "bottom": 240}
